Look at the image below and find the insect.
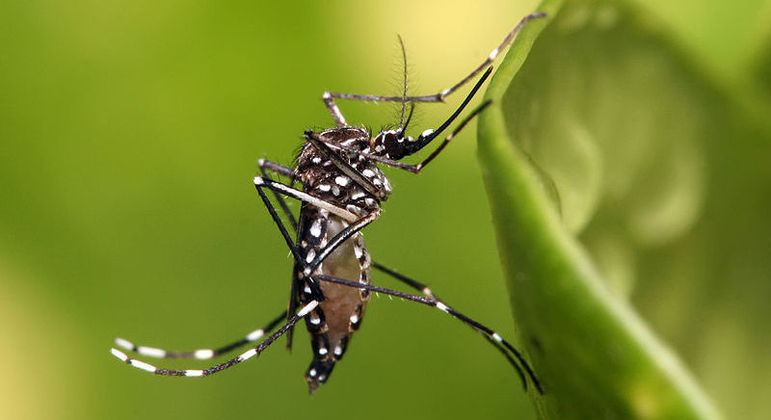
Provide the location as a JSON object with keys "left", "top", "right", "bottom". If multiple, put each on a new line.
{"left": 111, "top": 12, "right": 546, "bottom": 395}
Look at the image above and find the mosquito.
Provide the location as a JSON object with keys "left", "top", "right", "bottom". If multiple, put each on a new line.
{"left": 111, "top": 12, "right": 547, "bottom": 395}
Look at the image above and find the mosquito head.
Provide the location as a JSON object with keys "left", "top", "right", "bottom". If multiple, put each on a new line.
{"left": 369, "top": 129, "right": 412, "bottom": 161}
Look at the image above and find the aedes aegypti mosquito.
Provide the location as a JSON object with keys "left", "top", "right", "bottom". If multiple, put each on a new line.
{"left": 111, "top": 12, "right": 546, "bottom": 395}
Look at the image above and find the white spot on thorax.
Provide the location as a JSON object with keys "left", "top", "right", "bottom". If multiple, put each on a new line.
{"left": 310, "top": 219, "right": 322, "bottom": 237}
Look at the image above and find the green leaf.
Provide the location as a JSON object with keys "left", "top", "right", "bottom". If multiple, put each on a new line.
{"left": 478, "top": 0, "right": 722, "bottom": 418}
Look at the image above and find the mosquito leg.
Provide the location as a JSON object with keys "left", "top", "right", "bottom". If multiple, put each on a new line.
{"left": 372, "top": 262, "right": 528, "bottom": 390}
{"left": 254, "top": 176, "right": 358, "bottom": 223}
{"left": 323, "top": 12, "right": 547, "bottom": 105}
{"left": 258, "top": 159, "right": 300, "bottom": 231}
{"left": 110, "top": 301, "right": 320, "bottom": 377}
{"left": 313, "top": 274, "right": 543, "bottom": 394}
{"left": 322, "top": 92, "right": 348, "bottom": 127}
{"left": 114, "top": 311, "right": 287, "bottom": 360}
{"left": 253, "top": 177, "right": 329, "bottom": 303}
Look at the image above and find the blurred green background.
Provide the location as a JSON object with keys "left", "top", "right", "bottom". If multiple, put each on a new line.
{"left": 1, "top": 1, "right": 769, "bottom": 419}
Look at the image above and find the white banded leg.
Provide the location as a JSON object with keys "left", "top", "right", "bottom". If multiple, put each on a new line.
{"left": 113, "top": 311, "right": 286, "bottom": 360}
{"left": 313, "top": 274, "right": 543, "bottom": 394}
{"left": 110, "top": 301, "right": 319, "bottom": 377}
{"left": 372, "top": 262, "right": 532, "bottom": 390}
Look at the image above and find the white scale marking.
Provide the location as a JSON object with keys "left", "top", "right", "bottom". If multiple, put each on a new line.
{"left": 351, "top": 191, "right": 366, "bottom": 200}
{"left": 246, "top": 329, "right": 264, "bottom": 341}
{"left": 489, "top": 49, "right": 499, "bottom": 60}
{"left": 334, "top": 345, "right": 343, "bottom": 356}
{"left": 436, "top": 302, "right": 450, "bottom": 313}
{"left": 305, "top": 249, "right": 316, "bottom": 264}
{"left": 114, "top": 337, "right": 133, "bottom": 351}
{"left": 298, "top": 300, "right": 320, "bottom": 317}
{"left": 185, "top": 369, "right": 204, "bottom": 377}
{"left": 137, "top": 346, "right": 166, "bottom": 358}
{"left": 421, "top": 129, "right": 434, "bottom": 138}
{"left": 349, "top": 314, "right": 359, "bottom": 324}
{"left": 318, "top": 184, "right": 331, "bottom": 192}
{"left": 110, "top": 348, "right": 129, "bottom": 362}
{"left": 318, "top": 347, "right": 328, "bottom": 356}
{"left": 239, "top": 348, "right": 257, "bottom": 361}
{"left": 310, "top": 314, "right": 321, "bottom": 325}
{"left": 309, "top": 368, "right": 317, "bottom": 377}
{"left": 492, "top": 333, "right": 503, "bottom": 343}
{"left": 130, "top": 359, "right": 157, "bottom": 373}
{"left": 303, "top": 285, "right": 312, "bottom": 294}
{"left": 310, "top": 219, "right": 322, "bottom": 237}
{"left": 353, "top": 245, "right": 363, "bottom": 259}
{"left": 362, "top": 169, "right": 375, "bottom": 178}
{"left": 253, "top": 177, "right": 356, "bottom": 222}
{"left": 335, "top": 176, "right": 350, "bottom": 186}
{"left": 194, "top": 349, "right": 214, "bottom": 359}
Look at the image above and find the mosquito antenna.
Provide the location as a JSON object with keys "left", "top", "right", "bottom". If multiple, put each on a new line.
{"left": 397, "top": 34, "right": 409, "bottom": 131}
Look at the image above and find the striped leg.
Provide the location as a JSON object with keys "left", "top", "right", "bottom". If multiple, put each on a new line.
{"left": 321, "top": 12, "right": 547, "bottom": 124}
{"left": 258, "top": 159, "right": 300, "bottom": 231}
{"left": 110, "top": 301, "right": 319, "bottom": 377}
{"left": 313, "top": 274, "right": 543, "bottom": 394}
{"left": 113, "top": 311, "right": 287, "bottom": 360}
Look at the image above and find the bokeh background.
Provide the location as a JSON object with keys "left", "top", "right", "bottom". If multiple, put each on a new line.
{"left": 1, "top": 1, "right": 769, "bottom": 419}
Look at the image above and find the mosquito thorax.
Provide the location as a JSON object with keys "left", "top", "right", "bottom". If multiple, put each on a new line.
{"left": 298, "top": 127, "right": 393, "bottom": 205}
